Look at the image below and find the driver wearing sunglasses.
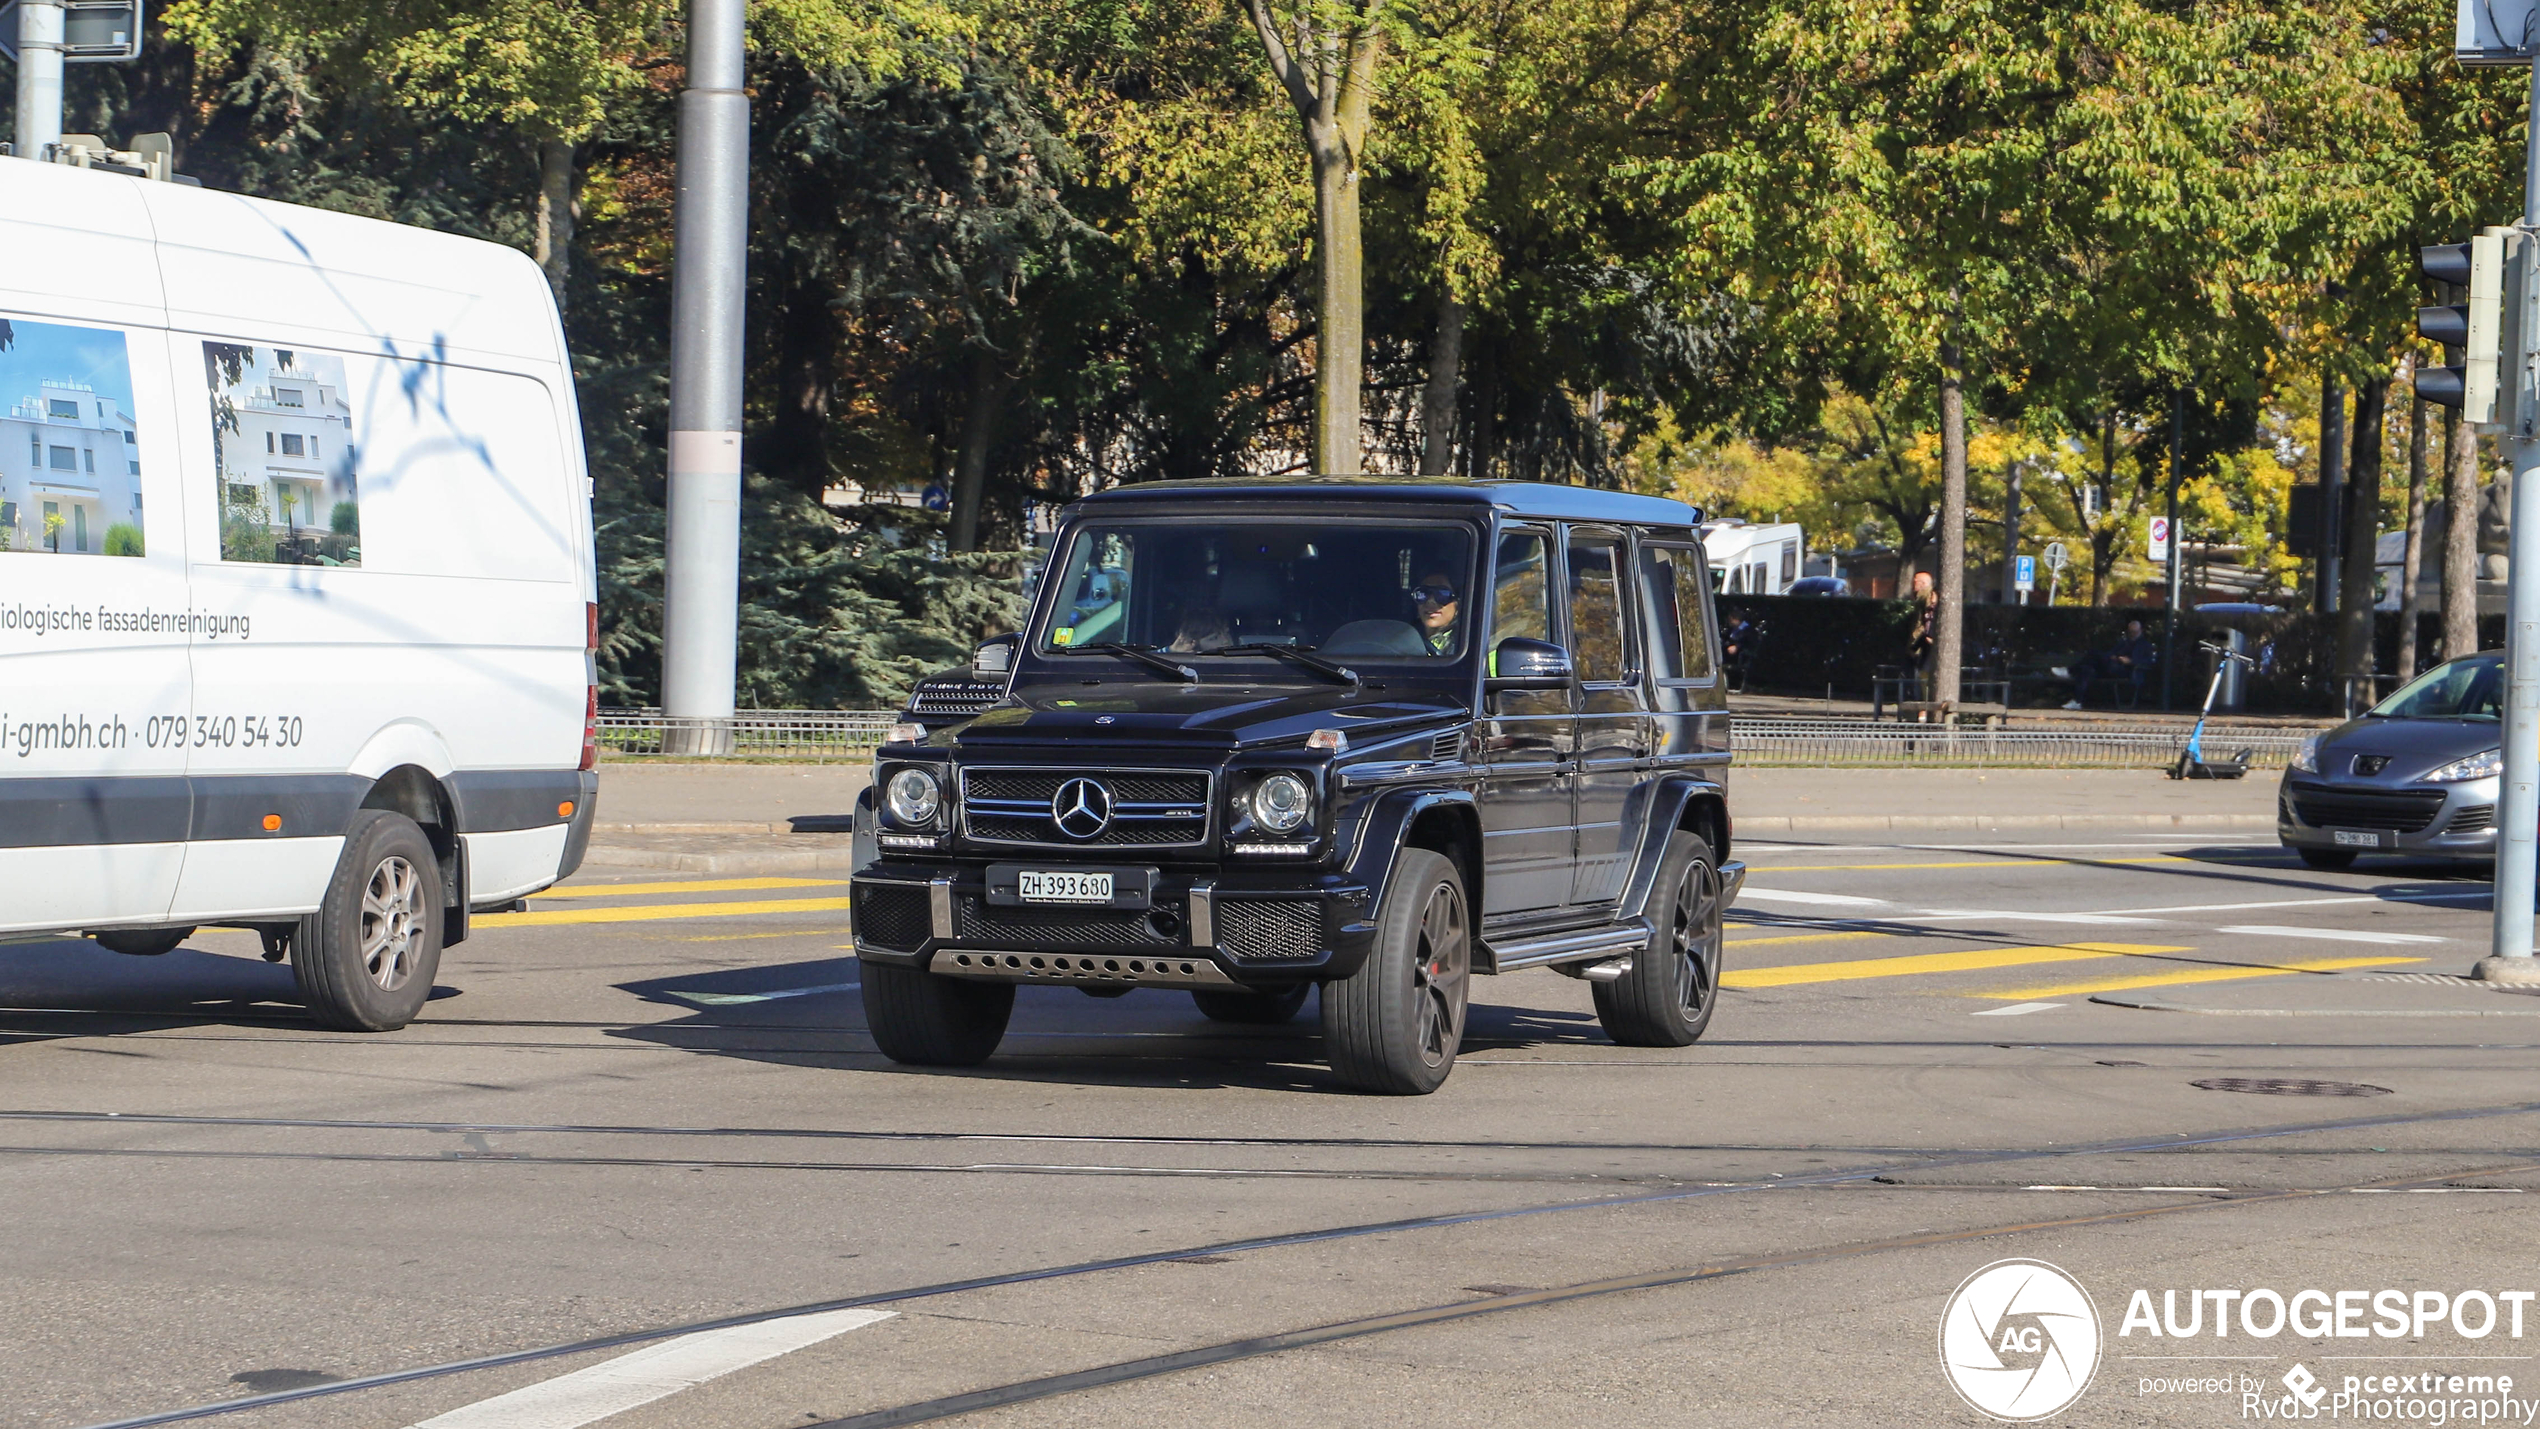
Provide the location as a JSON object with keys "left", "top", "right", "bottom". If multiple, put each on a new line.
{"left": 1411, "top": 573, "right": 1460, "bottom": 656}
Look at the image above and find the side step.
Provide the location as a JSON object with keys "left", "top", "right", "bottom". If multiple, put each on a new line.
{"left": 1480, "top": 859, "right": 1748, "bottom": 976}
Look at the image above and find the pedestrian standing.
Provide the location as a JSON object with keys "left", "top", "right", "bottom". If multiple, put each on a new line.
{"left": 1908, "top": 569, "right": 1939, "bottom": 701}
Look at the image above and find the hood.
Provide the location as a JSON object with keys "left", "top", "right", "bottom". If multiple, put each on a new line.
{"left": 2306, "top": 716, "right": 2500, "bottom": 783}
{"left": 949, "top": 679, "right": 1462, "bottom": 752}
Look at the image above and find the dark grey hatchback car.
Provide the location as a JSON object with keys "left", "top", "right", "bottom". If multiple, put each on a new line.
{"left": 851, "top": 477, "right": 1747, "bottom": 1094}
{"left": 2279, "top": 653, "right": 2504, "bottom": 869}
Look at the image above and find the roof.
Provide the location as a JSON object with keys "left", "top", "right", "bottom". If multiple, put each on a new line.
{"left": 1076, "top": 476, "right": 1701, "bottom": 526}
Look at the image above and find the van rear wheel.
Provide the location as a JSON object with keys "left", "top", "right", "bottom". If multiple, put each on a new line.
{"left": 1594, "top": 830, "right": 1721, "bottom": 1047}
{"left": 1191, "top": 985, "right": 1310, "bottom": 1025}
{"left": 294, "top": 810, "right": 442, "bottom": 1031}
{"left": 861, "top": 963, "right": 1012, "bottom": 1066}
{"left": 1322, "top": 849, "right": 1469, "bottom": 1095}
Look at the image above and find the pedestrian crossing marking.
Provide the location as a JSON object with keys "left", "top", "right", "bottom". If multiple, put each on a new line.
{"left": 1972, "top": 954, "right": 2428, "bottom": 1001}
{"left": 475, "top": 896, "right": 855, "bottom": 929}
{"left": 537, "top": 877, "right": 847, "bottom": 900}
{"left": 1723, "top": 943, "right": 2187, "bottom": 990}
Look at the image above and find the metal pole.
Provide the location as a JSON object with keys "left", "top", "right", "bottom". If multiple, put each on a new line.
{"left": 660, "top": 0, "right": 749, "bottom": 750}
{"left": 2001, "top": 460, "right": 2023, "bottom": 606}
{"left": 12, "top": 0, "right": 63, "bottom": 160}
{"left": 2164, "top": 391, "right": 2184, "bottom": 711}
{"left": 2480, "top": 59, "right": 2540, "bottom": 986}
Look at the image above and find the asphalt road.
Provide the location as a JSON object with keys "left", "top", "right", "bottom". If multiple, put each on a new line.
{"left": 2, "top": 831, "right": 2531, "bottom": 1429}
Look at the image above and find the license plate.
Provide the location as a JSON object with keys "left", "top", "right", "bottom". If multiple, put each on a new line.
{"left": 1018, "top": 870, "right": 1114, "bottom": 903}
{"left": 2332, "top": 829, "right": 2387, "bottom": 849}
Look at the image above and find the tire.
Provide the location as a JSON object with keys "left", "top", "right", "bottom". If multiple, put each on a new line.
{"left": 1191, "top": 985, "right": 1310, "bottom": 1025}
{"left": 91, "top": 927, "right": 195, "bottom": 957}
{"left": 2296, "top": 847, "right": 2357, "bottom": 871}
{"left": 293, "top": 810, "right": 443, "bottom": 1031}
{"left": 861, "top": 962, "right": 1013, "bottom": 1066}
{"left": 1594, "top": 830, "right": 1723, "bottom": 1047}
{"left": 1321, "top": 848, "right": 1469, "bottom": 1095}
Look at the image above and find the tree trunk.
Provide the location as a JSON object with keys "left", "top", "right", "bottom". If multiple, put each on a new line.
{"left": 2443, "top": 406, "right": 2480, "bottom": 658}
{"left": 1419, "top": 294, "right": 1466, "bottom": 476}
{"left": 1309, "top": 135, "right": 1363, "bottom": 473}
{"left": 2336, "top": 375, "right": 2385, "bottom": 711}
{"left": 949, "top": 348, "right": 1009, "bottom": 553}
{"left": 535, "top": 138, "right": 575, "bottom": 305}
{"left": 2398, "top": 361, "right": 2429, "bottom": 681}
{"left": 1933, "top": 339, "right": 1968, "bottom": 704}
{"left": 2088, "top": 409, "right": 2114, "bottom": 606}
{"left": 2318, "top": 375, "right": 2345, "bottom": 614}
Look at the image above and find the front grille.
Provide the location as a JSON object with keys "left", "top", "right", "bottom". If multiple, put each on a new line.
{"left": 960, "top": 766, "right": 1211, "bottom": 848}
{"left": 909, "top": 680, "right": 1004, "bottom": 717}
{"left": 2288, "top": 787, "right": 2446, "bottom": 833}
{"left": 2448, "top": 804, "right": 2497, "bottom": 834}
{"left": 954, "top": 894, "right": 1184, "bottom": 949}
{"left": 1217, "top": 899, "right": 1323, "bottom": 962}
{"left": 854, "top": 884, "right": 932, "bottom": 951}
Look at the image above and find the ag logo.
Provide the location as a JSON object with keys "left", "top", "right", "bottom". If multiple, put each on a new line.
{"left": 2284, "top": 1364, "right": 2326, "bottom": 1411}
{"left": 1938, "top": 1259, "right": 2101, "bottom": 1421}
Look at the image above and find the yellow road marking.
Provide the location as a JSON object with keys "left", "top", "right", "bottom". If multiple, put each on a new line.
{"left": 1973, "top": 955, "right": 2427, "bottom": 1000}
{"left": 1725, "top": 930, "right": 1892, "bottom": 949}
{"left": 1724, "top": 943, "right": 2187, "bottom": 989}
{"left": 476, "top": 896, "right": 855, "bottom": 928}
{"left": 538, "top": 877, "right": 846, "bottom": 899}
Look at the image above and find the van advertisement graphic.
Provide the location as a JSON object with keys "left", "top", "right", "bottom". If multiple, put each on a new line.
{"left": 203, "top": 341, "right": 361, "bottom": 567}
{"left": 0, "top": 316, "right": 145, "bottom": 558}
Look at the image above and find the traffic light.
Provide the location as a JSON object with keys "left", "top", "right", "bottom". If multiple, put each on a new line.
{"left": 2417, "top": 230, "right": 2506, "bottom": 421}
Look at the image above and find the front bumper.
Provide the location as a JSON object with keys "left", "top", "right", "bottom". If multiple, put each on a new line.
{"left": 850, "top": 860, "right": 1377, "bottom": 988}
{"left": 2277, "top": 775, "right": 2499, "bottom": 860}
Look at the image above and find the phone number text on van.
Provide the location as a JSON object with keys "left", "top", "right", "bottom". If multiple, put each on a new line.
{"left": 2, "top": 713, "right": 305, "bottom": 758}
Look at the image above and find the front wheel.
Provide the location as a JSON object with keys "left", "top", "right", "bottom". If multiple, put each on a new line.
{"left": 1594, "top": 830, "right": 1722, "bottom": 1047}
{"left": 1322, "top": 848, "right": 1469, "bottom": 1095}
{"left": 2295, "top": 847, "right": 2357, "bottom": 871}
{"left": 861, "top": 963, "right": 1013, "bottom": 1066}
{"left": 1192, "top": 985, "right": 1310, "bottom": 1025}
{"left": 294, "top": 810, "right": 442, "bottom": 1031}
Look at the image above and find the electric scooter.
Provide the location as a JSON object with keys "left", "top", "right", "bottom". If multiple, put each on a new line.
{"left": 2170, "top": 639, "right": 2258, "bottom": 780}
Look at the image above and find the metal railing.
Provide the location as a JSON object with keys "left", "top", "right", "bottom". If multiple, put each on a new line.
{"left": 597, "top": 708, "right": 899, "bottom": 761}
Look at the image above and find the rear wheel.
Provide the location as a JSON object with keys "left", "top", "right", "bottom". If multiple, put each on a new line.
{"left": 1191, "top": 985, "right": 1310, "bottom": 1024}
{"left": 2295, "top": 847, "right": 2357, "bottom": 870}
{"left": 294, "top": 810, "right": 442, "bottom": 1031}
{"left": 90, "top": 927, "right": 194, "bottom": 957}
{"left": 861, "top": 963, "right": 1013, "bottom": 1066}
{"left": 1322, "top": 849, "right": 1469, "bottom": 1095}
{"left": 1594, "top": 830, "right": 1722, "bottom": 1047}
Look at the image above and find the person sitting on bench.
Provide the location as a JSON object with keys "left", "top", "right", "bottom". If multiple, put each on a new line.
{"left": 2061, "top": 619, "right": 2155, "bottom": 709}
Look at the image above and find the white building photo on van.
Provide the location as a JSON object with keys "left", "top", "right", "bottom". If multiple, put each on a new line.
{"left": 0, "top": 317, "right": 145, "bottom": 557}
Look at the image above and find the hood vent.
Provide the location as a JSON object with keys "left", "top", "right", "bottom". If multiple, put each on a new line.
{"left": 1430, "top": 731, "right": 1463, "bottom": 762}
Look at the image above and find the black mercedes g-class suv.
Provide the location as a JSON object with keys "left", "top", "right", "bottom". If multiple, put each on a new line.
{"left": 852, "top": 477, "right": 1743, "bottom": 1094}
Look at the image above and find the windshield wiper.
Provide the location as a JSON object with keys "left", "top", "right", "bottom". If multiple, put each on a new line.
{"left": 1210, "top": 642, "right": 1360, "bottom": 686}
{"left": 1065, "top": 641, "right": 1199, "bottom": 684}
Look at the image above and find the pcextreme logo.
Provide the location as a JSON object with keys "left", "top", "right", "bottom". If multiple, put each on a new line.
{"left": 1940, "top": 1259, "right": 2104, "bottom": 1422}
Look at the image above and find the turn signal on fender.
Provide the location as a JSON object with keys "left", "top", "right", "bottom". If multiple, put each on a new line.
{"left": 260, "top": 814, "right": 281, "bottom": 832}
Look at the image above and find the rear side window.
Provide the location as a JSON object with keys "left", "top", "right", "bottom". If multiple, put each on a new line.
{"left": 1490, "top": 531, "right": 1552, "bottom": 648}
{"left": 1640, "top": 543, "right": 1716, "bottom": 683}
{"left": 1566, "top": 532, "right": 1629, "bottom": 684}
{"left": 1, "top": 314, "right": 148, "bottom": 558}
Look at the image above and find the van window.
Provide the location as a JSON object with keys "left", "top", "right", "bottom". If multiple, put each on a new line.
{"left": 354, "top": 359, "right": 576, "bottom": 583}
{"left": 1566, "top": 532, "right": 1629, "bottom": 684}
{"left": 1639, "top": 543, "right": 1715, "bottom": 682}
{"left": 0, "top": 315, "right": 147, "bottom": 559}
{"left": 205, "top": 342, "right": 361, "bottom": 567}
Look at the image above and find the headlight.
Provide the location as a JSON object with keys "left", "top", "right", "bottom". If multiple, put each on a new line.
{"left": 2427, "top": 748, "right": 2503, "bottom": 783}
{"left": 885, "top": 767, "right": 943, "bottom": 825}
{"left": 1250, "top": 772, "right": 1314, "bottom": 833}
{"left": 2290, "top": 737, "right": 2320, "bottom": 774}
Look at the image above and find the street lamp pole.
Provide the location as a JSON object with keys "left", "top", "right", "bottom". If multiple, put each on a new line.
{"left": 12, "top": 0, "right": 63, "bottom": 159}
{"left": 660, "top": 0, "right": 750, "bottom": 751}
{"left": 2482, "top": 58, "right": 2540, "bottom": 984}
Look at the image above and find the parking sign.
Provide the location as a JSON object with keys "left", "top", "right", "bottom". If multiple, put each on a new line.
{"left": 2013, "top": 554, "right": 2035, "bottom": 592}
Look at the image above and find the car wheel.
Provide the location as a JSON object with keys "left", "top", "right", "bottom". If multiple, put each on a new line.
{"left": 1191, "top": 985, "right": 1310, "bottom": 1024}
{"left": 2295, "top": 847, "right": 2357, "bottom": 871}
{"left": 90, "top": 927, "right": 195, "bottom": 957}
{"left": 293, "top": 810, "right": 442, "bottom": 1031}
{"left": 1322, "top": 848, "right": 1469, "bottom": 1095}
{"left": 861, "top": 963, "right": 1013, "bottom": 1066}
{"left": 1594, "top": 830, "right": 1722, "bottom": 1047}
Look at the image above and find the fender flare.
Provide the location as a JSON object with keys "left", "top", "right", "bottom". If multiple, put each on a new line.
{"left": 1615, "top": 775, "right": 1727, "bottom": 921}
{"left": 1344, "top": 787, "right": 1482, "bottom": 915}
{"left": 346, "top": 720, "right": 458, "bottom": 782}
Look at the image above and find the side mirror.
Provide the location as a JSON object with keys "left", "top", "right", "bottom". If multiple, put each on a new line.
{"left": 974, "top": 633, "right": 1021, "bottom": 674}
{"left": 1487, "top": 637, "right": 1572, "bottom": 690}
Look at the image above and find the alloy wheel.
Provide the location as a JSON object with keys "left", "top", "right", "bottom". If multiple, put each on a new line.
{"left": 360, "top": 855, "right": 424, "bottom": 991}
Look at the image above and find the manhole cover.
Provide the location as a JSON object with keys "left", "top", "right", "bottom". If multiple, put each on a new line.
{"left": 2191, "top": 1077, "right": 2392, "bottom": 1097}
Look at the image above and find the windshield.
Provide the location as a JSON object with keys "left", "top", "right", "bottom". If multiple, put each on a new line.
{"left": 2371, "top": 656, "right": 2502, "bottom": 720}
{"left": 1036, "top": 520, "right": 1478, "bottom": 660}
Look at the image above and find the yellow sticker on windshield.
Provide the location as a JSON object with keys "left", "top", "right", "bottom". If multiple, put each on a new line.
{"left": 1052, "top": 627, "right": 1074, "bottom": 646}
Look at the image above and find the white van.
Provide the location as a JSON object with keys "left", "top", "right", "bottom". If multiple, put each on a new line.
{"left": 0, "top": 157, "right": 598, "bottom": 1030}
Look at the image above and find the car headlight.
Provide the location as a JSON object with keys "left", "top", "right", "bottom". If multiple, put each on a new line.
{"left": 885, "top": 767, "right": 943, "bottom": 825}
{"left": 2427, "top": 748, "right": 2503, "bottom": 783}
{"left": 1250, "top": 772, "right": 1313, "bottom": 834}
{"left": 2290, "top": 737, "right": 2320, "bottom": 774}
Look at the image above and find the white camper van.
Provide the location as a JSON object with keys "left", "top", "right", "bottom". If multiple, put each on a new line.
{"left": 0, "top": 158, "right": 598, "bottom": 1031}
{"left": 1699, "top": 519, "right": 1805, "bottom": 595}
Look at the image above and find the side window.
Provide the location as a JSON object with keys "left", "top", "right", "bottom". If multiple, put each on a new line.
{"left": 1641, "top": 544, "right": 1716, "bottom": 683}
{"left": 1490, "top": 530, "right": 1552, "bottom": 650}
{"left": 1566, "top": 532, "right": 1628, "bottom": 684}
{"left": 203, "top": 342, "right": 361, "bottom": 567}
{"left": 2, "top": 315, "right": 147, "bottom": 557}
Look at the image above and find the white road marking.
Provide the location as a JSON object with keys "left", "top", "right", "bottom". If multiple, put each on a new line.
{"left": 1973, "top": 1002, "right": 2064, "bottom": 1016}
{"left": 1732, "top": 887, "right": 1890, "bottom": 907}
{"left": 406, "top": 1308, "right": 894, "bottom": 1429}
{"left": 1915, "top": 910, "right": 2163, "bottom": 926}
{"left": 2216, "top": 926, "right": 2449, "bottom": 945}
{"left": 666, "top": 981, "right": 862, "bottom": 1007}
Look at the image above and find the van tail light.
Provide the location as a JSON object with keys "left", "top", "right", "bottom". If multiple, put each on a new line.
{"left": 580, "top": 684, "right": 599, "bottom": 772}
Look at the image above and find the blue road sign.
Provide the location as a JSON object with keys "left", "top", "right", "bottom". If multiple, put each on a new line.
{"left": 2014, "top": 554, "right": 2036, "bottom": 592}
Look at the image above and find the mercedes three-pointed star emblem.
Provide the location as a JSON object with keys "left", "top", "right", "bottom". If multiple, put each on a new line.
{"left": 1051, "top": 777, "right": 1114, "bottom": 839}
